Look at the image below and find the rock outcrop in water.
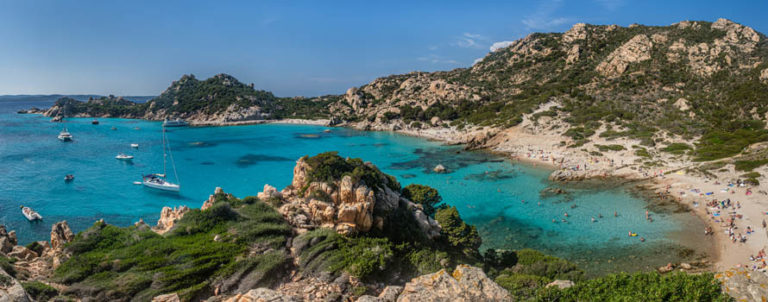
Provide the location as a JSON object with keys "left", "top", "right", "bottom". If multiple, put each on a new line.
{"left": 272, "top": 155, "right": 441, "bottom": 238}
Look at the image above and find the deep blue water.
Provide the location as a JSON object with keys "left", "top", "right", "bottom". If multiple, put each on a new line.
{"left": 0, "top": 97, "right": 712, "bottom": 275}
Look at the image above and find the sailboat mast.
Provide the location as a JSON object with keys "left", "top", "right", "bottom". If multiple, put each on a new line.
{"left": 162, "top": 125, "right": 167, "bottom": 176}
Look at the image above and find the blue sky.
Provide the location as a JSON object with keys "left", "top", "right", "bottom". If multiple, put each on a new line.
{"left": 0, "top": 0, "right": 765, "bottom": 97}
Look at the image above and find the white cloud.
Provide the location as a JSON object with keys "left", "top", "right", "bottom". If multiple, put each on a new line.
{"left": 490, "top": 41, "right": 515, "bottom": 52}
{"left": 455, "top": 32, "right": 487, "bottom": 48}
{"left": 521, "top": 0, "right": 571, "bottom": 30}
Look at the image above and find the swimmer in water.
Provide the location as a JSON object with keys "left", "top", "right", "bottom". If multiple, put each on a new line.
{"left": 640, "top": 237, "right": 645, "bottom": 242}
{"left": 598, "top": 213, "right": 603, "bottom": 218}
{"left": 552, "top": 218, "right": 556, "bottom": 223}
{"left": 614, "top": 211, "right": 618, "bottom": 217}
{"left": 562, "top": 218, "right": 567, "bottom": 223}
{"left": 591, "top": 217, "right": 596, "bottom": 222}
{"left": 564, "top": 212, "right": 569, "bottom": 217}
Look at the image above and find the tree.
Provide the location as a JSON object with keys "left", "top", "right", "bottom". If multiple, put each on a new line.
{"left": 435, "top": 206, "right": 481, "bottom": 257}
{"left": 402, "top": 184, "right": 442, "bottom": 217}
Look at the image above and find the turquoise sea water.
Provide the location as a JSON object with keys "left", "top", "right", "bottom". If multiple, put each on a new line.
{"left": 0, "top": 97, "right": 712, "bottom": 275}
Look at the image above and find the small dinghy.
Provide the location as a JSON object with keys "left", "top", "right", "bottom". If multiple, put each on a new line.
{"left": 130, "top": 143, "right": 139, "bottom": 148}
{"left": 116, "top": 153, "right": 134, "bottom": 160}
{"left": 20, "top": 206, "right": 42, "bottom": 221}
{"left": 64, "top": 174, "right": 75, "bottom": 182}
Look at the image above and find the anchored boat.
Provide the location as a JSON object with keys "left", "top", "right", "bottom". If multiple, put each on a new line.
{"left": 20, "top": 206, "right": 42, "bottom": 221}
{"left": 162, "top": 118, "right": 188, "bottom": 127}
{"left": 58, "top": 128, "right": 73, "bottom": 141}
{"left": 116, "top": 153, "right": 134, "bottom": 160}
{"left": 143, "top": 125, "right": 180, "bottom": 192}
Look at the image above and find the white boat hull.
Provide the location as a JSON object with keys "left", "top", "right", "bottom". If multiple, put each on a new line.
{"left": 143, "top": 180, "right": 180, "bottom": 192}
{"left": 22, "top": 208, "right": 42, "bottom": 221}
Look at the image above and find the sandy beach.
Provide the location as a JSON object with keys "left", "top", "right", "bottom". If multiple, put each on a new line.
{"left": 359, "top": 112, "right": 767, "bottom": 272}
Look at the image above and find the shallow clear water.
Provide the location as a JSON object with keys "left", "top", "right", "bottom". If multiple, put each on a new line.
{"left": 0, "top": 97, "right": 712, "bottom": 275}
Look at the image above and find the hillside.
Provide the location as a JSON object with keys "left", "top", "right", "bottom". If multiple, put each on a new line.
{"left": 41, "top": 74, "right": 334, "bottom": 124}
{"left": 0, "top": 153, "right": 731, "bottom": 301}
{"left": 38, "top": 19, "right": 768, "bottom": 166}
{"left": 332, "top": 19, "right": 768, "bottom": 160}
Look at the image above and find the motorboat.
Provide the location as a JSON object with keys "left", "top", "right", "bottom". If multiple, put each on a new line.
{"left": 162, "top": 118, "right": 188, "bottom": 127}
{"left": 92, "top": 119, "right": 99, "bottom": 125}
{"left": 58, "top": 128, "right": 73, "bottom": 141}
{"left": 130, "top": 143, "right": 139, "bottom": 148}
{"left": 116, "top": 153, "right": 134, "bottom": 160}
{"left": 64, "top": 174, "right": 75, "bottom": 182}
{"left": 20, "top": 206, "right": 42, "bottom": 221}
{"left": 143, "top": 124, "right": 180, "bottom": 192}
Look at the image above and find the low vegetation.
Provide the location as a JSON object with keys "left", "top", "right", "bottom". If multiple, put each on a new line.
{"left": 54, "top": 196, "right": 292, "bottom": 300}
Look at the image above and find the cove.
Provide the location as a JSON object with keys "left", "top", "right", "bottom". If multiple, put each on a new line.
{"left": 0, "top": 99, "right": 712, "bottom": 276}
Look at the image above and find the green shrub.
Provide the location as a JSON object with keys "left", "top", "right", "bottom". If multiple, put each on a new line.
{"left": 0, "top": 257, "right": 16, "bottom": 277}
{"left": 303, "top": 152, "right": 400, "bottom": 193}
{"left": 54, "top": 196, "right": 292, "bottom": 300}
{"left": 662, "top": 143, "right": 692, "bottom": 155}
{"left": 435, "top": 206, "right": 481, "bottom": 258}
{"left": 495, "top": 274, "right": 549, "bottom": 300}
{"left": 695, "top": 126, "right": 768, "bottom": 161}
{"left": 734, "top": 159, "right": 768, "bottom": 171}
{"left": 25, "top": 241, "right": 44, "bottom": 256}
{"left": 536, "top": 271, "right": 729, "bottom": 301}
{"left": 22, "top": 281, "right": 58, "bottom": 301}
{"left": 402, "top": 184, "right": 443, "bottom": 217}
{"left": 595, "top": 144, "right": 625, "bottom": 152}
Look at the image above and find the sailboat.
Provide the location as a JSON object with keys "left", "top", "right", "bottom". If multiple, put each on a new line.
{"left": 142, "top": 125, "right": 180, "bottom": 192}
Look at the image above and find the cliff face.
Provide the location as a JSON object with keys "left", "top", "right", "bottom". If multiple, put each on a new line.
{"left": 272, "top": 156, "right": 441, "bottom": 238}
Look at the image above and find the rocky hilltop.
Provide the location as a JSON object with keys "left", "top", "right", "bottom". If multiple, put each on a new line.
{"left": 40, "top": 19, "right": 768, "bottom": 167}
{"left": 0, "top": 153, "right": 737, "bottom": 301}
{"left": 39, "top": 74, "right": 334, "bottom": 125}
